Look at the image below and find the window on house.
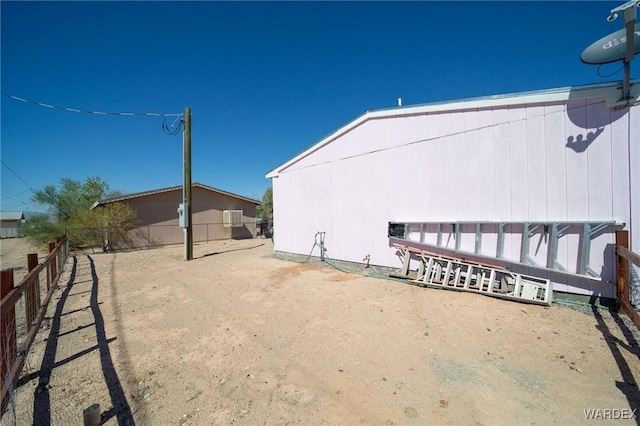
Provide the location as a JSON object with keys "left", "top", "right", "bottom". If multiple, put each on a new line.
{"left": 223, "top": 210, "right": 243, "bottom": 227}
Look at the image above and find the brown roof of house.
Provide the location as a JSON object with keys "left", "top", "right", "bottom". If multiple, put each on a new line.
{"left": 92, "top": 183, "right": 260, "bottom": 209}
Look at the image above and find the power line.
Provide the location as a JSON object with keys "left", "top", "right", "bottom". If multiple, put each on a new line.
{"left": 1, "top": 93, "right": 182, "bottom": 117}
{"left": 0, "top": 159, "right": 35, "bottom": 210}
{"left": 1, "top": 160, "right": 35, "bottom": 191}
{"left": 2, "top": 92, "right": 184, "bottom": 136}
{"left": 0, "top": 160, "right": 75, "bottom": 218}
{"left": 1, "top": 189, "right": 32, "bottom": 202}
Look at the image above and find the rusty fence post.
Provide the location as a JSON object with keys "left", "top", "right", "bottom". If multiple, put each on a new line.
{"left": 1, "top": 269, "right": 16, "bottom": 388}
{"left": 26, "top": 253, "right": 40, "bottom": 329}
{"left": 48, "top": 242, "right": 57, "bottom": 287}
{"left": 56, "top": 236, "right": 63, "bottom": 272}
{"left": 616, "top": 230, "right": 630, "bottom": 312}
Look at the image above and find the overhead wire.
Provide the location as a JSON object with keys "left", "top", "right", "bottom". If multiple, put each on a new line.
{"left": 162, "top": 114, "right": 184, "bottom": 136}
{"left": 0, "top": 161, "right": 37, "bottom": 211}
{"left": 2, "top": 92, "right": 185, "bottom": 136}
{"left": 1, "top": 92, "right": 186, "bottom": 213}
{"left": 1, "top": 160, "right": 35, "bottom": 192}
{"left": 1, "top": 93, "right": 182, "bottom": 117}
{"left": 1, "top": 189, "right": 33, "bottom": 202}
{"left": 0, "top": 160, "right": 75, "bottom": 219}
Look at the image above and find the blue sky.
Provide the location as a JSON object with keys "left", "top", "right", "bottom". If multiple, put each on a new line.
{"left": 1, "top": 1, "right": 636, "bottom": 212}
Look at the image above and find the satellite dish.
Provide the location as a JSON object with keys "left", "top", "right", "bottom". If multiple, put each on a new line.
{"left": 580, "top": 22, "right": 640, "bottom": 64}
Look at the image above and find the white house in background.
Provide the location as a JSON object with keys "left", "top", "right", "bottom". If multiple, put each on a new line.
{"left": 0, "top": 211, "right": 25, "bottom": 238}
{"left": 266, "top": 81, "right": 640, "bottom": 299}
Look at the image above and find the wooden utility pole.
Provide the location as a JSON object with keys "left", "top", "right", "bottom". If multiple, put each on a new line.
{"left": 184, "top": 107, "right": 193, "bottom": 261}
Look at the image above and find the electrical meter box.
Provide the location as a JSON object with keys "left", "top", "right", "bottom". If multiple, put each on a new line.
{"left": 177, "top": 203, "right": 189, "bottom": 228}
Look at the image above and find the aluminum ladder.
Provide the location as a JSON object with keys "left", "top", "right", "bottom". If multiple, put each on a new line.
{"left": 391, "top": 245, "right": 553, "bottom": 306}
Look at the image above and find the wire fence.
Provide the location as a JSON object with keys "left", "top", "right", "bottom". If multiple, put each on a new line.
{"left": 630, "top": 263, "right": 640, "bottom": 307}
{"left": 65, "top": 221, "right": 260, "bottom": 252}
{"left": 616, "top": 231, "right": 640, "bottom": 330}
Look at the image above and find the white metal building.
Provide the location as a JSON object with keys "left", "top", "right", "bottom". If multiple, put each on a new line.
{"left": 266, "top": 81, "right": 639, "bottom": 298}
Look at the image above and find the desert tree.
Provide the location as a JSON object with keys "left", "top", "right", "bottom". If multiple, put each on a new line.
{"left": 19, "top": 214, "right": 65, "bottom": 246}
{"left": 24, "top": 177, "right": 132, "bottom": 248}
{"left": 256, "top": 186, "right": 273, "bottom": 221}
{"left": 31, "top": 177, "right": 109, "bottom": 222}
{"left": 67, "top": 202, "right": 139, "bottom": 251}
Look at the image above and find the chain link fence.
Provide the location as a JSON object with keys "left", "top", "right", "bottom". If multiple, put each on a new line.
{"left": 66, "top": 221, "right": 258, "bottom": 251}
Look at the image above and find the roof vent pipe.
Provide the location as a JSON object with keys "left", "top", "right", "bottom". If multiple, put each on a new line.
{"left": 398, "top": 97, "right": 402, "bottom": 107}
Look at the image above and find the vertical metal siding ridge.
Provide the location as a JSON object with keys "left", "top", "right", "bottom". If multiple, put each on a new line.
{"left": 265, "top": 81, "right": 639, "bottom": 178}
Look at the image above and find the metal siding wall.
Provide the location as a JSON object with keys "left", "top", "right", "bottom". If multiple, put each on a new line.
{"left": 586, "top": 101, "right": 615, "bottom": 291}
{"left": 272, "top": 177, "right": 284, "bottom": 251}
{"left": 273, "top": 163, "right": 332, "bottom": 256}
{"left": 508, "top": 109, "right": 529, "bottom": 220}
{"left": 586, "top": 100, "right": 613, "bottom": 221}
{"left": 526, "top": 105, "right": 547, "bottom": 222}
{"left": 493, "top": 121, "right": 519, "bottom": 260}
{"left": 631, "top": 105, "right": 640, "bottom": 252}
{"left": 565, "top": 101, "right": 590, "bottom": 220}
{"left": 564, "top": 101, "right": 590, "bottom": 279}
{"left": 286, "top": 142, "right": 334, "bottom": 172}
{"left": 544, "top": 103, "right": 570, "bottom": 292}
{"left": 329, "top": 156, "right": 373, "bottom": 264}
{"left": 335, "top": 120, "right": 376, "bottom": 160}
{"left": 273, "top": 97, "right": 637, "bottom": 297}
{"left": 525, "top": 105, "right": 548, "bottom": 267}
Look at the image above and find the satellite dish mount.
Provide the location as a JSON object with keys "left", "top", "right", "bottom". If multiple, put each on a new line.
{"left": 581, "top": 0, "right": 640, "bottom": 107}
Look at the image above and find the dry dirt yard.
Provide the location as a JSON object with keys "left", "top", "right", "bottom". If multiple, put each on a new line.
{"left": 1, "top": 237, "right": 640, "bottom": 425}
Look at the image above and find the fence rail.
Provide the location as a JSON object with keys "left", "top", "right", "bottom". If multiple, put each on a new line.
{"left": 616, "top": 230, "right": 640, "bottom": 330}
{"left": 1, "top": 235, "right": 69, "bottom": 416}
{"left": 66, "top": 221, "right": 258, "bottom": 251}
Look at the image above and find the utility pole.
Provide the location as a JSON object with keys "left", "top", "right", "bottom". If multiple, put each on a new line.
{"left": 184, "top": 107, "right": 193, "bottom": 260}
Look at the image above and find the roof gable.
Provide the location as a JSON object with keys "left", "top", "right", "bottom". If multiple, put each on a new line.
{"left": 0, "top": 211, "right": 25, "bottom": 221}
{"left": 92, "top": 183, "right": 260, "bottom": 208}
{"left": 266, "top": 80, "right": 639, "bottom": 178}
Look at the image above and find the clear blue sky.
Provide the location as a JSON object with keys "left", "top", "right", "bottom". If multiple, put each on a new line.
{"left": 1, "top": 1, "right": 636, "bottom": 212}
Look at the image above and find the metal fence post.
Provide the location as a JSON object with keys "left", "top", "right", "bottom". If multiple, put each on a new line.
{"left": 26, "top": 254, "right": 40, "bottom": 329}
{"left": 48, "top": 242, "right": 57, "bottom": 288}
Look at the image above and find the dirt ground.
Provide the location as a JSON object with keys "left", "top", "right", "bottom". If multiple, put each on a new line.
{"left": 1, "top": 237, "right": 640, "bottom": 425}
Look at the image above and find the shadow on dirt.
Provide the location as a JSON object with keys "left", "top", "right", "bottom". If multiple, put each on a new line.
{"left": 30, "top": 255, "right": 135, "bottom": 426}
{"left": 199, "top": 243, "right": 265, "bottom": 259}
{"left": 31, "top": 257, "right": 78, "bottom": 425}
{"left": 591, "top": 302, "right": 640, "bottom": 425}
